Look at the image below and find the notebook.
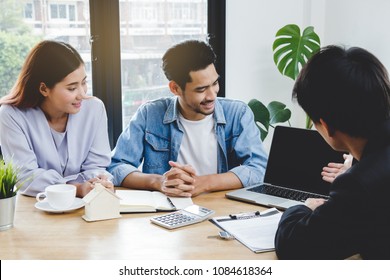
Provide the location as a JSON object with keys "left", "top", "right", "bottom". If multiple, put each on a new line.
{"left": 116, "top": 190, "right": 193, "bottom": 213}
{"left": 226, "top": 126, "right": 345, "bottom": 210}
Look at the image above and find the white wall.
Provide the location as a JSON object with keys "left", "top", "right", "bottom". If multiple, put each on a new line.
{"left": 226, "top": 0, "right": 390, "bottom": 150}
{"left": 321, "top": 0, "right": 390, "bottom": 67}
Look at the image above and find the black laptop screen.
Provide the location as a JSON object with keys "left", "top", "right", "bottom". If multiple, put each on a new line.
{"left": 264, "top": 126, "right": 345, "bottom": 196}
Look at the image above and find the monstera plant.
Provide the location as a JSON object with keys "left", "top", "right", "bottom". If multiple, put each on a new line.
{"left": 273, "top": 24, "right": 321, "bottom": 80}
{"left": 250, "top": 24, "right": 321, "bottom": 140}
{"left": 273, "top": 24, "right": 321, "bottom": 129}
{"left": 249, "top": 99, "right": 291, "bottom": 141}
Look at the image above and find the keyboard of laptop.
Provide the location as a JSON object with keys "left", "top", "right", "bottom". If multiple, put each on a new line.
{"left": 248, "top": 184, "right": 330, "bottom": 202}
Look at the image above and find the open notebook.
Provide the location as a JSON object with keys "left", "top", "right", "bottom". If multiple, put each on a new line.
{"left": 116, "top": 190, "right": 193, "bottom": 213}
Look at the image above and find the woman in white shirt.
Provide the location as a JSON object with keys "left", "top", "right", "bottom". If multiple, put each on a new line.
{"left": 0, "top": 40, "right": 113, "bottom": 197}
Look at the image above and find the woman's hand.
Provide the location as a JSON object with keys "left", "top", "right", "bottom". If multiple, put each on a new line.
{"left": 75, "top": 175, "right": 114, "bottom": 197}
{"left": 90, "top": 175, "right": 115, "bottom": 193}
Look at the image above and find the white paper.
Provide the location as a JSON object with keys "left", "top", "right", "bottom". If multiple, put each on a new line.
{"left": 211, "top": 208, "right": 282, "bottom": 252}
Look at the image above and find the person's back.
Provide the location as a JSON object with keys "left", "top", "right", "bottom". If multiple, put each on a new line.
{"left": 275, "top": 45, "right": 390, "bottom": 259}
{"left": 346, "top": 129, "right": 390, "bottom": 259}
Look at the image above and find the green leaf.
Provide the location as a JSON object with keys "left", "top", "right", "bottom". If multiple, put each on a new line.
{"left": 267, "top": 101, "right": 292, "bottom": 124}
{"left": 306, "top": 115, "right": 313, "bottom": 129}
{"left": 248, "top": 99, "right": 270, "bottom": 141}
{"left": 273, "top": 24, "right": 321, "bottom": 80}
{"left": 0, "top": 31, "right": 39, "bottom": 97}
{"left": 0, "top": 159, "right": 21, "bottom": 199}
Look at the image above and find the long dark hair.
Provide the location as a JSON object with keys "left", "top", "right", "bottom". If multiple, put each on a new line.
{"left": 0, "top": 40, "right": 84, "bottom": 108}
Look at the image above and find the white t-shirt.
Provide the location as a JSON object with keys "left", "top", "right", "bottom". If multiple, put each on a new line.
{"left": 177, "top": 113, "right": 218, "bottom": 176}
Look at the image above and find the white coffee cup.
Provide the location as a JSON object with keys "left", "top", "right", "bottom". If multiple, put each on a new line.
{"left": 36, "top": 184, "right": 76, "bottom": 210}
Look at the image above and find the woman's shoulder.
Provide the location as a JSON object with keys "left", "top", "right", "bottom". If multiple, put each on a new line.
{"left": 0, "top": 105, "right": 43, "bottom": 128}
{"left": 75, "top": 97, "right": 107, "bottom": 125}
{"left": 82, "top": 96, "right": 106, "bottom": 112}
{"left": 84, "top": 96, "right": 104, "bottom": 106}
{"left": 0, "top": 104, "right": 16, "bottom": 114}
{"left": 0, "top": 104, "right": 25, "bottom": 118}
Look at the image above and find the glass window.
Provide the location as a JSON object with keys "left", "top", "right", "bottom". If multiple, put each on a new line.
{"left": 49, "top": 3, "right": 76, "bottom": 21}
{"left": 58, "top": 4, "right": 67, "bottom": 19}
{"left": 119, "top": 0, "right": 208, "bottom": 129}
{"left": 0, "top": 0, "right": 92, "bottom": 98}
{"left": 69, "top": 5, "right": 76, "bottom": 21}
{"left": 50, "top": 4, "right": 59, "bottom": 19}
{"left": 24, "top": 3, "right": 33, "bottom": 19}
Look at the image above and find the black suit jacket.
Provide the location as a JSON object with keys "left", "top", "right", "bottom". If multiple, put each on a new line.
{"left": 275, "top": 121, "right": 390, "bottom": 259}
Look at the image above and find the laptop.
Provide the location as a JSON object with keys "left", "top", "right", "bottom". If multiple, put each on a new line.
{"left": 226, "top": 126, "right": 345, "bottom": 210}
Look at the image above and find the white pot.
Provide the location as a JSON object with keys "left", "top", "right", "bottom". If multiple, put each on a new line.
{"left": 0, "top": 195, "right": 16, "bottom": 231}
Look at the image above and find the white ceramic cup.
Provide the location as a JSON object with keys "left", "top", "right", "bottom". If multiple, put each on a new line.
{"left": 36, "top": 184, "right": 76, "bottom": 210}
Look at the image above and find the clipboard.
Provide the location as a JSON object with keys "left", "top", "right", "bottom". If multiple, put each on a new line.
{"left": 209, "top": 208, "right": 282, "bottom": 253}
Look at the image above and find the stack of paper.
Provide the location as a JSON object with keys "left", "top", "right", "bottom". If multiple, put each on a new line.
{"left": 210, "top": 208, "right": 282, "bottom": 253}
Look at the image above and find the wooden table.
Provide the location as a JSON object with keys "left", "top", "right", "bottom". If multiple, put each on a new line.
{"left": 0, "top": 190, "right": 277, "bottom": 260}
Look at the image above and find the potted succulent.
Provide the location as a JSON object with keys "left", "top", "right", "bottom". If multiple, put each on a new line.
{"left": 0, "top": 159, "right": 21, "bottom": 231}
{"left": 249, "top": 24, "right": 321, "bottom": 140}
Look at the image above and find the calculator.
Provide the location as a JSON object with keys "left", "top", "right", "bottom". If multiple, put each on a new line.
{"left": 150, "top": 204, "right": 215, "bottom": 229}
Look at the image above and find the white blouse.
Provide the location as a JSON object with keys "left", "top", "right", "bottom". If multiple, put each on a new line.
{"left": 0, "top": 97, "right": 113, "bottom": 196}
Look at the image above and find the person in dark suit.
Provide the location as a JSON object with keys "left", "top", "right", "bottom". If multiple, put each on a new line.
{"left": 275, "top": 45, "right": 390, "bottom": 259}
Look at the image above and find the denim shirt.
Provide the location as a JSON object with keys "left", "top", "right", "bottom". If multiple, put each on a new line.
{"left": 108, "top": 97, "right": 268, "bottom": 187}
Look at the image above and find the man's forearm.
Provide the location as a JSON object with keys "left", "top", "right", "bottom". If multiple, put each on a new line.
{"left": 194, "top": 172, "right": 242, "bottom": 195}
{"left": 121, "top": 171, "right": 163, "bottom": 192}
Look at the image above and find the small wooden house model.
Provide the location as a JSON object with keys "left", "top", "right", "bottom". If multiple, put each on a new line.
{"left": 82, "top": 183, "right": 121, "bottom": 222}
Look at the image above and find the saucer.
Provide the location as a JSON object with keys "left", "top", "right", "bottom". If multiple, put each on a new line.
{"left": 35, "top": 197, "right": 85, "bottom": 213}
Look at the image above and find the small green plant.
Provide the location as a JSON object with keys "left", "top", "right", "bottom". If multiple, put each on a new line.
{"left": 0, "top": 159, "right": 21, "bottom": 199}
{"left": 250, "top": 24, "right": 321, "bottom": 140}
{"left": 249, "top": 99, "right": 291, "bottom": 141}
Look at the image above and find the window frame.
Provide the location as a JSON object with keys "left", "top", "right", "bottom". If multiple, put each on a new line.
{"left": 48, "top": 3, "right": 76, "bottom": 21}
{"left": 89, "top": 0, "right": 226, "bottom": 148}
{"left": 24, "top": 2, "right": 34, "bottom": 20}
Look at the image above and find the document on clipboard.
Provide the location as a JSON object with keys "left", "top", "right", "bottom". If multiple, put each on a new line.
{"left": 209, "top": 208, "right": 282, "bottom": 253}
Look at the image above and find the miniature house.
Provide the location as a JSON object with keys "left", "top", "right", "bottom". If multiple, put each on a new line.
{"left": 82, "top": 183, "right": 121, "bottom": 222}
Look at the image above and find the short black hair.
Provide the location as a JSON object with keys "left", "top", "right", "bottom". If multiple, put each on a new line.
{"left": 162, "top": 40, "right": 216, "bottom": 90}
{"left": 293, "top": 45, "right": 390, "bottom": 137}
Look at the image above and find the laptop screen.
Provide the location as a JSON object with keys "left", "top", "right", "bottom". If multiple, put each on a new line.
{"left": 264, "top": 126, "right": 345, "bottom": 196}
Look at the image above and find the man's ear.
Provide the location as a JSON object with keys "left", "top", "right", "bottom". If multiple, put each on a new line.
{"left": 168, "top": 81, "right": 182, "bottom": 96}
{"left": 39, "top": 82, "right": 48, "bottom": 97}
{"left": 319, "top": 118, "right": 335, "bottom": 137}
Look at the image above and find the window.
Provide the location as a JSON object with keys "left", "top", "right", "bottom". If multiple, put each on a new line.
{"left": 1, "top": 0, "right": 223, "bottom": 147}
{"left": 24, "top": 3, "right": 34, "bottom": 20}
{"left": 0, "top": 0, "right": 91, "bottom": 98}
{"left": 119, "top": 0, "right": 208, "bottom": 128}
{"left": 49, "top": 3, "right": 76, "bottom": 21}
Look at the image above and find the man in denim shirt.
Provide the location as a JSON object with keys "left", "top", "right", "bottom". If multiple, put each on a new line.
{"left": 108, "top": 40, "right": 268, "bottom": 197}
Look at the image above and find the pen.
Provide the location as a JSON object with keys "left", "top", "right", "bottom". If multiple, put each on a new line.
{"left": 166, "top": 197, "right": 177, "bottom": 210}
{"left": 229, "top": 211, "right": 260, "bottom": 220}
{"left": 215, "top": 209, "right": 280, "bottom": 222}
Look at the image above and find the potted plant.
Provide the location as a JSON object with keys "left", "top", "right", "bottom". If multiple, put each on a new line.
{"left": 249, "top": 24, "right": 321, "bottom": 140}
{"left": 272, "top": 24, "right": 321, "bottom": 129}
{"left": 249, "top": 99, "right": 291, "bottom": 141}
{"left": 0, "top": 159, "right": 21, "bottom": 231}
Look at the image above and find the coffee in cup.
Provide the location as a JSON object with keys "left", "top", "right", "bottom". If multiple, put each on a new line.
{"left": 36, "top": 184, "right": 76, "bottom": 210}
